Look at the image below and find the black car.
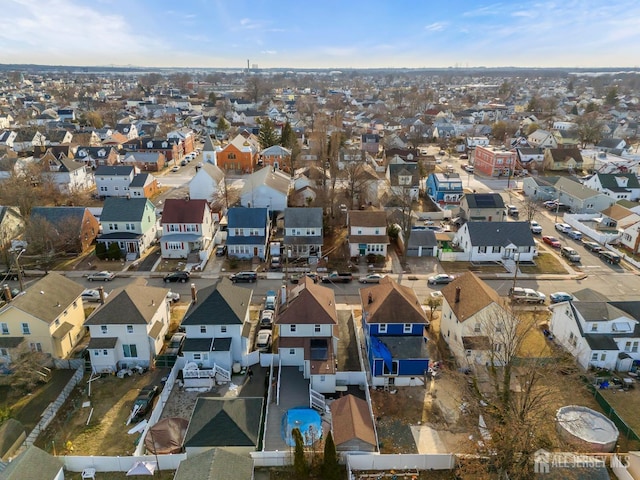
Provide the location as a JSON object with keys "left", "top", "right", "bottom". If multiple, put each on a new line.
{"left": 165, "top": 332, "right": 186, "bottom": 356}
{"left": 163, "top": 271, "right": 190, "bottom": 283}
{"left": 216, "top": 245, "right": 227, "bottom": 257}
{"left": 599, "top": 251, "right": 622, "bottom": 264}
{"left": 230, "top": 271, "right": 257, "bottom": 283}
{"left": 131, "top": 385, "right": 159, "bottom": 421}
{"left": 582, "top": 241, "right": 603, "bottom": 253}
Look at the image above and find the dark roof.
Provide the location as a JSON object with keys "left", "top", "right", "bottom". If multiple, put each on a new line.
{"left": 85, "top": 285, "right": 169, "bottom": 326}
{"left": 583, "top": 334, "right": 620, "bottom": 351}
{"left": 227, "top": 207, "right": 268, "bottom": 228}
{"left": 276, "top": 278, "right": 337, "bottom": 326}
{"left": 407, "top": 229, "right": 437, "bottom": 248}
{"left": 183, "top": 397, "right": 263, "bottom": 447}
{"left": 572, "top": 302, "right": 629, "bottom": 323}
{"left": 100, "top": 197, "right": 154, "bottom": 222}
{"left": 284, "top": 207, "right": 322, "bottom": 228}
{"left": 87, "top": 337, "right": 118, "bottom": 349}
{"left": 162, "top": 199, "right": 209, "bottom": 224}
{"left": 465, "top": 221, "right": 535, "bottom": 247}
{"left": 30, "top": 206, "right": 88, "bottom": 226}
{"left": 548, "top": 148, "right": 584, "bottom": 163}
{"left": 0, "top": 418, "right": 25, "bottom": 459}
{"left": 464, "top": 193, "right": 505, "bottom": 209}
{"left": 183, "top": 337, "right": 214, "bottom": 352}
{"left": 174, "top": 448, "right": 254, "bottom": 480}
{"left": 94, "top": 165, "right": 134, "bottom": 176}
{"left": 129, "top": 173, "right": 152, "bottom": 187}
{"left": 226, "top": 235, "right": 266, "bottom": 245}
{"left": 182, "top": 279, "right": 251, "bottom": 326}
{"left": 596, "top": 173, "right": 640, "bottom": 191}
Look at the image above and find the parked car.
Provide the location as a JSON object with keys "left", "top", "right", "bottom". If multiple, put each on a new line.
{"left": 230, "top": 271, "right": 257, "bottom": 283}
{"left": 81, "top": 289, "right": 108, "bottom": 302}
{"left": 567, "top": 230, "right": 583, "bottom": 240}
{"left": 165, "top": 332, "right": 186, "bottom": 356}
{"left": 463, "top": 164, "right": 474, "bottom": 173}
{"left": 166, "top": 291, "right": 180, "bottom": 303}
{"left": 359, "top": 273, "right": 385, "bottom": 284}
{"left": 460, "top": 154, "right": 469, "bottom": 160}
{"left": 582, "top": 241, "right": 603, "bottom": 253}
{"left": 506, "top": 205, "right": 519, "bottom": 218}
{"left": 509, "top": 287, "right": 546, "bottom": 304}
{"left": 216, "top": 245, "right": 227, "bottom": 257}
{"left": 180, "top": 159, "right": 188, "bottom": 166}
{"left": 131, "top": 385, "right": 159, "bottom": 422}
{"left": 321, "top": 272, "right": 353, "bottom": 283}
{"left": 255, "top": 329, "right": 272, "bottom": 352}
{"left": 259, "top": 310, "right": 275, "bottom": 329}
{"left": 163, "top": 271, "right": 190, "bottom": 283}
{"left": 542, "top": 235, "right": 561, "bottom": 248}
{"left": 265, "top": 290, "right": 277, "bottom": 310}
{"left": 599, "top": 251, "right": 622, "bottom": 265}
{"left": 550, "top": 292, "right": 574, "bottom": 304}
{"left": 561, "top": 246, "right": 581, "bottom": 263}
{"left": 555, "top": 223, "right": 572, "bottom": 234}
{"left": 428, "top": 273, "right": 455, "bottom": 285}
{"left": 290, "top": 273, "right": 319, "bottom": 284}
{"left": 529, "top": 220, "right": 543, "bottom": 234}
{"left": 87, "top": 271, "right": 115, "bottom": 282}
{"left": 171, "top": 165, "right": 180, "bottom": 172}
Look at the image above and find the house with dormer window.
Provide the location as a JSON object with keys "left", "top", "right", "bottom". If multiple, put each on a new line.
{"left": 386, "top": 163, "right": 420, "bottom": 201}
{"left": 113, "top": 123, "right": 138, "bottom": 140}
{"left": 583, "top": 173, "right": 640, "bottom": 202}
{"left": 347, "top": 210, "right": 389, "bottom": 257}
{"left": 39, "top": 149, "right": 93, "bottom": 193}
{"left": 74, "top": 146, "right": 119, "bottom": 168}
{"left": 283, "top": 207, "right": 323, "bottom": 259}
{"left": 359, "top": 276, "right": 429, "bottom": 387}
{"left": 160, "top": 198, "right": 216, "bottom": 259}
{"left": 550, "top": 288, "right": 640, "bottom": 372}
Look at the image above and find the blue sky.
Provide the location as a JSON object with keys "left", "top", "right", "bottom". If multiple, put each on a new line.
{"left": 2, "top": 0, "right": 639, "bottom": 69}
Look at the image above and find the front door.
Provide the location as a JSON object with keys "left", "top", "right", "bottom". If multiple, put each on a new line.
{"left": 254, "top": 247, "right": 258, "bottom": 257}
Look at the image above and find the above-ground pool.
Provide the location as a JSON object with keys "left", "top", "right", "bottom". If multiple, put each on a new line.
{"left": 281, "top": 407, "right": 322, "bottom": 447}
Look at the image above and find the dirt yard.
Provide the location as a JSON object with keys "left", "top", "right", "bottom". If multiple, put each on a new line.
{"left": 36, "top": 368, "right": 170, "bottom": 456}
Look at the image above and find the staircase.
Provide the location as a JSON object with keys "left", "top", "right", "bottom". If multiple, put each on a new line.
{"left": 213, "top": 364, "right": 231, "bottom": 383}
{"left": 309, "top": 387, "right": 326, "bottom": 413}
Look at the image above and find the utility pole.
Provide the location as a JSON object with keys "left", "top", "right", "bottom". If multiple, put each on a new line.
{"left": 511, "top": 252, "right": 521, "bottom": 293}
{"left": 13, "top": 249, "right": 25, "bottom": 292}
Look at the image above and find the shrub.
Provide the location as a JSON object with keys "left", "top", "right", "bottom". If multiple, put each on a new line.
{"left": 95, "top": 243, "right": 107, "bottom": 260}
{"left": 107, "top": 243, "right": 123, "bottom": 260}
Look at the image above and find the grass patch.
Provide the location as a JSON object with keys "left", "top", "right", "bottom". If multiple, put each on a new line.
{"left": 442, "top": 262, "right": 507, "bottom": 274}
{"left": 155, "top": 258, "right": 189, "bottom": 273}
{"left": 519, "top": 253, "right": 567, "bottom": 274}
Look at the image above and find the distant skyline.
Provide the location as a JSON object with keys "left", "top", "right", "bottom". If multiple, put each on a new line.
{"left": 2, "top": 0, "right": 640, "bottom": 70}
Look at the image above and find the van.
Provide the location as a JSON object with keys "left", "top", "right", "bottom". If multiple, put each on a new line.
{"left": 509, "top": 287, "right": 546, "bottom": 304}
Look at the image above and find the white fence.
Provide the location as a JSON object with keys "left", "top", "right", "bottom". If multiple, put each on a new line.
{"left": 336, "top": 371, "right": 367, "bottom": 386}
{"left": 563, "top": 214, "right": 622, "bottom": 244}
{"left": 438, "top": 250, "right": 470, "bottom": 262}
{"left": 63, "top": 453, "right": 186, "bottom": 472}
{"left": 346, "top": 453, "right": 455, "bottom": 473}
{"left": 25, "top": 364, "right": 84, "bottom": 447}
{"left": 260, "top": 353, "right": 280, "bottom": 367}
{"left": 251, "top": 450, "right": 293, "bottom": 467}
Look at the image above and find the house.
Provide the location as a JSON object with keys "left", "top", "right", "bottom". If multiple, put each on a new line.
{"left": 516, "top": 147, "right": 545, "bottom": 170}
{"left": 0, "top": 445, "right": 64, "bottom": 480}
{"left": 0, "top": 273, "right": 85, "bottom": 363}
{"left": 522, "top": 176, "right": 561, "bottom": 201}
{"left": 0, "top": 206, "right": 24, "bottom": 250}
{"left": 96, "top": 197, "right": 157, "bottom": 260}
{"left": 45, "top": 129, "right": 73, "bottom": 145}
{"left": 359, "top": 276, "right": 429, "bottom": 387}
{"left": 0, "top": 130, "right": 17, "bottom": 148}
{"left": 84, "top": 285, "right": 170, "bottom": 373}
{"left": 122, "top": 151, "right": 166, "bottom": 172}
{"left": 552, "top": 129, "right": 580, "bottom": 149}
{"left": 386, "top": 163, "right": 420, "bottom": 201}
{"left": 542, "top": 148, "right": 584, "bottom": 172}
{"left": 361, "top": 133, "right": 381, "bottom": 154}
{"left": 527, "top": 129, "right": 557, "bottom": 149}
{"left": 94, "top": 165, "right": 136, "bottom": 198}
{"left": 113, "top": 123, "right": 138, "bottom": 140}
{"left": 181, "top": 279, "right": 252, "bottom": 375}
{"left": 439, "top": 272, "right": 510, "bottom": 366}
{"left": 583, "top": 173, "right": 640, "bottom": 202}
{"left": 240, "top": 166, "right": 290, "bottom": 213}
{"left": 405, "top": 229, "right": 438, "bottom": 257}
{"left": 260, "top": 144, "right": 291, "bottom": 171}
{"left": 226, "top": 207, "right": 269, "bottom": 260}
{"left": 597, "top": 138, "right": 627, "bottom": 154}
{"left": 39, "top": 149, "right": 92, "bottom": 194}
{"left": 458, "top": 193, "right": 506, "bottom": 223}
{"left": 173, "top": 447, "right": 255, "bottom": 480}
{"left": 549, "top": 288, "right": 640, "bottom": 372}
{"left": 283, "top": 207, "right": 323, "bottom": 259}
{"left": 12, "top": 128, "right": 46, "bottom": 152}
{"left": 182, "top": 397, "right": 263, "bottom": 456}
{"left": 74, "top": 145, "right": 119, "bottom": 168}
{"left": 160, "top": 198, "right": 216, "bottom": 259}
{"left": 466, "top": 136, "right": 490, "bottom": 149}
{"left": 30, "top": 206, "right": 100, "bottom": 253}
{"left": 473, "top": 145, "right": 517, "bottom": 177}
{"left": 275, "top": 277, "right": 339, "bottom": 393}
{"left": 330, "top": 394, "right": 377, "bottom": 452}
{"left": 454, "top": 221, "right": 536, "bottom": 263}
{"left": 216, "top": 132, "right": 260, "bottom": 172}
{"left": 347, "top": 210, "right": 389, "bottom": 258}
{"left": 128, "top": 172, "right": 160, "bottom": 198}
{"left": 552, "top": 177, "right": 616, "bottom": 214}
{"left": 189, "top": 163, "right": 225, "bottom": 202}
{"left": 426, "top": 173, "right": 464, "bottom": 205}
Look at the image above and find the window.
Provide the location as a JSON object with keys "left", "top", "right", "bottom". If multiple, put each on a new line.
{"left": 591, "top": 323, "right": 598, "bottom": 332}
{"left": 102, "top": 349, "right": 108, "bottom": 356}
{"left": 474, "top": 323, "right": 481, "bottom": 333}
{"left": 127, "top": 325, "right": 133, "bottom": 333}
{"left": 30, "top": 342, "right": 42, "bottom": 352}
{"left": 600, "top": 353, "right": 607, "bottom": 361}
{"left": 478, "top": 246, "right": 487, "bottom": 253}
{"left": 379, "top": 324, "right": 387, "bottom": 333}
{"left": 290, "top": 325, "right": 296, "bottom": 332}
{"left": 633, "top": 341, "right": 639, "bottom": 353}
{"left": 404, "top": 323, "right": 412, "bottom": 333}
{"left": 221, "top": 326, "right": 227, "bottom": 333}
{"left": 93, "top": 350, "right": 99, "bottom": 356}
{"left": 492, "top": 246, "right": 501, "bottom": 253}
{"left": 101, "top": 325, "right": 108, "bottom": 334}
{"left": 591, "top": 352, "right": 598, "bottom": 362}
{"left": 0, "top": 348, "right": 7, "bottom": 356}
{"left": 1, "top": 323, "right": 8, "bottom": 335}
{"left": 200, "top": 326, "right": 207, "bottom": 334}
{"left": 289, "top": 349, "right": 295, "bottom": 355}
{"left": 193, "top": 353, "right": 202, "bottom": 360}
{"left": 21, "top": 323, "right": 30, "bottom": 335}
{"left": 123, "top": 344, "right": 138, "bottom": 357}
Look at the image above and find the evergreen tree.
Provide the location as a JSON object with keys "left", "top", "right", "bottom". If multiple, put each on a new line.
{"left": 258, "top": 118, "right": 279, "bottom": 149}
{"left": 322, "top": 431, "right": 341, "bottom": 479}
{"left": 292, "top": 427, "right": 308, "bottom": 479}
{"left": 107, "top": 242, "right": 122, "bottom": 260}
{"left": 217, "top": 116, "right": 229, "bottom": 133}
{"left": 280, "top": 121, "right": 296, "bottom": 149}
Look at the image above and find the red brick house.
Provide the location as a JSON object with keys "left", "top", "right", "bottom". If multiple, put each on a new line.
{"left": 217, "top": 132, "right": 260, "bottom": 172}
{"left": 473, "top": 145, "right": 517, "bottom": 177}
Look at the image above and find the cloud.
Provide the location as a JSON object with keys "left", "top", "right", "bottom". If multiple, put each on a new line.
{"left": 261, "top": 50, "right": 277, "bottom": 55}
{"left": 462, "top": 3, "right": 504, "bottom": 17}
{"left": 425, "top": 22, "right": 449, "bottom": 32}
{"left": 239, "top": 18, "right": 264, "bottom": 30}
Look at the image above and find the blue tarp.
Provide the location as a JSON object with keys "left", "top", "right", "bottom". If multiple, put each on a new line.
{"left": 371, "top": 336, "right": 393, "bottom": 372}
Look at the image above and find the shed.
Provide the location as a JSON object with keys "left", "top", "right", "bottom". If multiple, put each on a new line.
{"left": 329, "top": 394, "right": 377, "bottom": 452}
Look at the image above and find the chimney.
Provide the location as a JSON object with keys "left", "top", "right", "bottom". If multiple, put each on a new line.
{"left": 98, "top": 286, "right": 105, "bottom": 304}
{"left": 280, "top": 285, "right": 287, "bottom": 306}
{"left": 2, "top": 284, "right": 12, "bottom": 302}
{"left": 455, "top": 287, "right": 461, "bottom": 304}
{"left": 368, "top": 292, "right": 373, "bottom": 304}
{"left": 191, "top": 283, "right": 197, "bottom": 304}
{"left": 151, "top": 299, "right": 155, "bottom": 306}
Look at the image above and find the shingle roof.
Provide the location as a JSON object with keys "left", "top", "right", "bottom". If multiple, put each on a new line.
{"left": 596, "top": 173, "right": 640, "bottom": 191}
{"left": 173, "top": 448, "right": 254, "bottom": 480}
{"left": 284, "top": 207, "right": 322, "bottom": 228}
{"left": 182, "top": 279, "right": 251, "bottom": 326}
{"left": 465, "top": 221, "right": 535, "bottom": 247}
{"left": 227, "top": 207, "right": 268, "bottom": 228}
{"left": 348, "top": 210, "right": 387, "bottom": 227}
{"left": 407, "top": 229, "right": 437, "bottom": 248}
{"left": 572, "top": 302, "right": 630, "bottom": 323}
{"left": 276, "top": 277, "right": 337, "bottom": 325}
{"left": 241, "top": 166, "right": 290, "bottom": 196}
{"left": 441, "top": 272, "right": 504, "bottom": 323}
{"left": 94, "top": 165, "right": 134, "bottom": 176}
{"left": 161, "top": 198, "right": 209, "bottom": 224}
{"left": 555, "top": 177, "right": 601, "bottom": 200}
{"left": 0, "top": 445, "right": 63, "bottom": 479}
{"left": 129, "top": 173, "right": 152, "bottom": 187}
{"left": 30, "top": 206, "right": 87, "bottom": 226}
{"left": 85, "top": 285, "right": 169, "bottom": 326}
{"left": 100, "top": 197, "right": 154, "bottom": 222}
{"left": 330, "top": 394, "right": 376, "bottom": 448}
{"left": 360, "top": 277, "right": 427, "bottom": 325}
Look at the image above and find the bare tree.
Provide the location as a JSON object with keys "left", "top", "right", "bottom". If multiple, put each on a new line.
{"left": 343, "top": 158, "right": 372, "bottom": 209}
{"left": 244, "top": 75, "right": 265, "bottom": 104}
{"left": 0, "top": 344, "right": 50, "bottom": 394}
{"left": 522, "top": 197, "right": 541, "bottom": 223}
{"left": 573, "top": 113, "right": 604, "bottom": 148}
{"left": 210, "top": 175, "right": 240, "bottom": 212}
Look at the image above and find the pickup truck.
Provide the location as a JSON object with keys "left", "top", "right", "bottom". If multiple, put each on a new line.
{"left": 321, "top": 271, "right": 353, "bottom": 283}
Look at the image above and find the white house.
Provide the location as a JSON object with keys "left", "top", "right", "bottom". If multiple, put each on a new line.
{"left": 549, "top": 288, "right": 640, "bottom": 372}
{"left": 189, "top": 163, "right": 225, "bottom": 201}
{"left": 94, "top": 165, "right": 136, "bottom": 198}
{"left": 283, "top": 207, "right": 323, "bottom": 259}
{"left": 160, "top": 198, "right": 216, "bottom": 259}
{"left": 583, "top": 173, "right": 640, "bottom": 202}
{"left": 40, "top": 151, "right": 93, "bottom": 194}
{"left": 453, "top": 221, "right": 536, "bottom": 262}
{"left": 240, "top": 166, "right": 291, "bottom": 213}
{"left": 347, "top": 209, "right": 389, "bottom": 257}
{"left": 84, "top": 285, "right": 171, "bottom": 373}
{"left": 466, "top": 136, "right": 490, "bottom": 149}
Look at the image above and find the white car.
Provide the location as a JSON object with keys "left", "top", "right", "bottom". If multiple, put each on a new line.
{"left": 86, "top": 271, "right": 115, "bottom": 282}
{"left": 166, "top": 291, "right": 180, "bottom": 303}
{"left": 529, "top": 220, "right": 543, "bottom": 234}
{"left": 81, "top": 289, "right": 108, "bottom": 302}
{"left": 359, "top": 273, "right": 385, "bottom": 284}
{"left": 554, "top": 223, "right": 572, "bottom": 234}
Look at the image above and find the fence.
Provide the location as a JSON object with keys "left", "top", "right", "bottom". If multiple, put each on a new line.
{"left": 24, "top": 363, "right": 84, "bottom": 447}
{"left": 251, "top": 450, "right": 293, "bottom": 467}
{"left": 563, "top": 213, "right": 622, "bottom": 245}
{"left": 63, "top": 453, "right": 186, "bottom": 472}
{"left": 591, "top": 388, "right": 640, "bottom": 442}
{"left": 346, "top": 453, "right": 456, "bottom": 475}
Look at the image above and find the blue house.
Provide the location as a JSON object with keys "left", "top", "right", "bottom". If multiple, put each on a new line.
{"left": 226, "top": 207, "right": 270, "bottom": 260}
{"left": 359, "top": 277, "right": 429, "bottom": 387}
{"left": 426, "top": 173, "right": 464, "bottom": 206}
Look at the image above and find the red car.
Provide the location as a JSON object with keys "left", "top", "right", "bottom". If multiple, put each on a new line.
{"left": 542, "top": 235, "right": 561, "bottom": 248}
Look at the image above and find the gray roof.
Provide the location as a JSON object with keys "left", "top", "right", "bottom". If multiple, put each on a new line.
{"left": 465, "top": 221, "right": 535, "bottom": 247}
{"left": 87, "top": 337, "right": 118, "bottom": 349}
{"left": 0, "top": 418, "right": 25, "bottom": 459}
{"left": 202, "top": 134, "right": 215, "bottom": 152}
{"left": 182, "top": 279, "right": 251, "bottom": 326}
{"left": 129, "top": 173, "right": 152, "bottom": 187}
{"left": 173, "top": 448, "right": 254, "bottom": 480}
{"left": 100, "top": 197, "right": 154, "bottom": 222}
{"left": 572, "top": 302, "right": 630, "bottom": 323}
{"left": 4, "top": 273, "right": 84, "bottom": 325}
{"left": 583, "top": 334, "right": 620, "bottom": 351}
{"left": 183, "top": 397, "right": 264, "bottom": 447}
{"left": 555, "top": 177, "right": 601, "bottom": 200}
{"left": 85, "top": 285, "right": 169, "bottom": 326}
{"left": 464, "top": 193, "right": 505, "bottom": 209}
{"left": 227, "top": 207, "right": 268, "bottom": 228}
{"left": 30, "top": 206, "right": 88, "bottom": 226}
{"left": 94, "top": 165, "right": 134, "bottom": 176}
{"left": 123, "top": 152, "right": 164, "bottom": 163}
{"left": 284, "top": 207, "right": 322, "bottom": 228}
{"left": 407, "top": 229, "right": 437, "bottom": 248}
{"left": 241, "top": 166, "right": 290, "bottom": 196}
{"left": 0, "top": 445, "right": 63, "bottom": 480}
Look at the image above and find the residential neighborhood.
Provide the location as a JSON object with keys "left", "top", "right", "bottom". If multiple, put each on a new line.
{"left": 2, "top": 64, "right": 640, "bottom": 480}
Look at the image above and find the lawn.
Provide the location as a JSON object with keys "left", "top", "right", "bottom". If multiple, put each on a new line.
{"left": 598, "top": 383, "right": 640, "bottom": 449}
{"left": 519, "top": 253, "right": 567, "bottom": 274}
{"left": 441, "top": 262, "right": 507, "bottom": 274}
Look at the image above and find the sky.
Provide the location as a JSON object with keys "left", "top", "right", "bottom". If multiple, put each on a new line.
{"left": 1, "top": 0, "right": 640, "bottom": 70}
